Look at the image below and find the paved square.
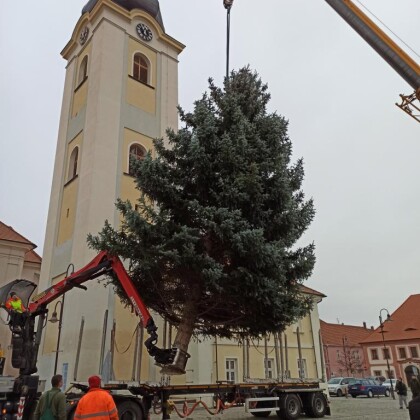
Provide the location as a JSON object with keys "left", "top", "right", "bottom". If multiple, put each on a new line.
{"left": 150, "top": 395, "right": 411, "bottom": 419}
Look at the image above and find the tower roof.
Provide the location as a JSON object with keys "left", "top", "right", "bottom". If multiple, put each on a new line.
{"left": 82, "top": 0, "right": 164, "bottom": 30}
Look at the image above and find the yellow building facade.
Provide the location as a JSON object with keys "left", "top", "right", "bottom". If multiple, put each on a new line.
{"left": 38, "top": 0, "right": 184, "bottom": 386}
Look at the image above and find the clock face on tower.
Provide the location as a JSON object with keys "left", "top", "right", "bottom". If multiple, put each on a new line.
{"left": 79, "top": 26, "right": 89, "bottom": 45}
{"left": 136, "top": 23, "right": 153, "bottom": 42}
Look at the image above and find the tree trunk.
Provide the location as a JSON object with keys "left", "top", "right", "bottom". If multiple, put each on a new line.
{"left": 160, "top": 290, "right": 199, "bottom": 375}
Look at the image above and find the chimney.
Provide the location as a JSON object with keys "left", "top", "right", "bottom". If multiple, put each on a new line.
{"left": 363, "top": 322, "right": 367, "bottom": 329}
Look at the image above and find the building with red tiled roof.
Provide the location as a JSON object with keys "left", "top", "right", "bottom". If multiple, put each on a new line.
{"left": 360, "top": 295, "right": 420, "bottom": 383}
{"left": 320, "top": 320, "right": 374, "bottom": 380}
{"left": 0, "top": 220, "right": 41, "bottom": 375}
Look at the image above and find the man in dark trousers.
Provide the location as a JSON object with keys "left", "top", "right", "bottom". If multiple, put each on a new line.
{"left": 409, "top": 396, "right": 420, "bottom": 419}
{"left": 34, "top": 374, "right": 66, "bottom": 420}
{"left": 395, "top": 377, "right": 408, "bottom": 409}
{"left": 411, "top": 375, "right": 420, "bottom": 398}
{"left": 409, "top": 375, "right": 420, "bottom": 420}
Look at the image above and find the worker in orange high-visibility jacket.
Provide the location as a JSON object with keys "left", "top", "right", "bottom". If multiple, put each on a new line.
{"left": 5, "top": 292, "right": 26, "bottom": 313}
{"left": 74, "top": 376, "right": 118, "bottom": 420}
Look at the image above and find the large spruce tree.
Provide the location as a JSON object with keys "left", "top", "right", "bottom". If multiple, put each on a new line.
{"left": 88, "top": 67, "right": 316, "bottom": 373}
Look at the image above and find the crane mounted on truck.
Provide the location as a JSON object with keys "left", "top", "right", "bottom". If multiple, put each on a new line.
{"left": 0, "top": 252, "right": 331, "bottom": 420}
{"left": 0, "top": 251, "right": 189, "bottom": 419}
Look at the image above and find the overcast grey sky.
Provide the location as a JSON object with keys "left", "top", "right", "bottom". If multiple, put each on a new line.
{"left": 1, "top": 1, "right": 419, "bottom": 329}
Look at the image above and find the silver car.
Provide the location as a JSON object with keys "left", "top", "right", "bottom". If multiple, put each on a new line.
{"left": 382, "top": 379, "right": 397, "bottom": 390}
{"left": 327, "top": 377, "right": 355, "bottom": 397}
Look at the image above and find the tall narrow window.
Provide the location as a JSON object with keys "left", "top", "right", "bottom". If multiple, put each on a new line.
{"left": 78, "top": 56, "right": 88, "bottom": 85}
{"left": 264, "top": 358, "right": 275, "bottom": 379}
{"left": 129, "top": 143, "right": 146, "bottom": 176}
{"left": 225, "top": 358, "right": 237, "bottom": 382}
{"left": 371, "top": 349, "right": 379, "bottom": 360}
{"left": 133, "top": 53, "right": 149, "bottom": 84}
{"left": 68, "top": 147, "right": 79, "bottom": 181}
{"left": 410, "top": 346, "right": 419, "bottom": 358}
{"left": 398, "top": 347, "right": 407, "bottom": 359}
{"left": 297, "top": 359, "right": 307, "bottom": 378}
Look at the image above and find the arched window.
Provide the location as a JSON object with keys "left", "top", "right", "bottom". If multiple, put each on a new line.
{"left": 133, "top": 53, "right": 149, "bottom": 84}
{"left": 78, "top": 56, "right": 88, "bottom": 85}
{"left": 68, "top": 147, "right": 79, "bottom": 181}
{"left": 129, "top": 143, "right": 146, "bottom": 176}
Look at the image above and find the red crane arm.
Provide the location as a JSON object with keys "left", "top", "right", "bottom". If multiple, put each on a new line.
{"left": 27, "top": 251, "right": 177, "bottom": 367}
{"left": 28, "top": 251, "right": 151, "bottom": 325}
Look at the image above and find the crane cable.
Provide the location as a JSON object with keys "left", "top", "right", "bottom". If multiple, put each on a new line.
{"left": 114, "top": 324, "right": 140, "bottom": 354}
{"left": 355, "top": 0, "right": 420, "bottom": 60}
{"left": 165, "top": 395, "right": 240, "bottom": 418}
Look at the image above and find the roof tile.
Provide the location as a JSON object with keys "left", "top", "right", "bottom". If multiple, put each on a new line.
{"left": 360, "top": 295, "right": 420, "bottom": 343}
{"left": 0, "top": 221, "right": 35, "bottom": 247}
{"left": 24, "top": 250, "right": 42, "bottom": 264}
{"left": 320, "top": 320, "right": 374, "bottom": 346}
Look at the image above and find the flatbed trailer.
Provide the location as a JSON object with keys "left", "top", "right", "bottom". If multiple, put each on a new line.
{"left": 65, "top": 380, "right": 331, "bottom": 420}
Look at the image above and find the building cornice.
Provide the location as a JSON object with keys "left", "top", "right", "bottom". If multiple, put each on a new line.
{"left": 62, "top": 0, "right": 185, "bottom": 60}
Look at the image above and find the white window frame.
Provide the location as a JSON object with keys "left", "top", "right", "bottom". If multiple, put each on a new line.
{"left": 382, "top": 347, "right": 392, "bottom": 361}
{"left": 397, "top": 346, "right": 407, "bottom": 360}
{"left": 225, "top": 358, "right": 237, "bottom": 383}
{"left": 409, "top": 345, "right": 419, "bottom": 359}
{"left": 67, "top": 146, "right": 79, "bottom": 182}
{"left": 132, "top": 52, "right": 152, "bottom": 85}
{"left": 297, "top": 358, "right": 307, "bottom": 378}
{"left": 370, "top": 347, "right": 379, "bottom": 361}
{"left": 78, "top": 55, "right": 88, "bottom": 85}
{"left": 127, "top": 142, "right": 147, "bottom": 175}
{"left": 264, "top": 358, "right": 275, "bottom": 379}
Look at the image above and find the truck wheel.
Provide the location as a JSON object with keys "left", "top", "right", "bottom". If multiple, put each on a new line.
{"left": 117, "top": 400, "right": 144, "bottom": 420}
{"left": 305, "top": 393, "right": 327, "bottom": 418}
{"left": 277, "top": 394, "right": 301, "bottom": 420}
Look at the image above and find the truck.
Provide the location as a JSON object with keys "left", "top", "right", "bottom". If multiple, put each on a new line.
{"left": 0, "top": 251, "right": 330, "bottom": 420}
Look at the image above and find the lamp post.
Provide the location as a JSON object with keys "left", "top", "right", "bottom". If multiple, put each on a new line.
{"left": 379, "top": 308, "right": 395, "bottom": 400}
{"left": 49, "top": 296, "right": 65, "bottom": 375}
{"left": 223, "top": 0, "right": 234, "bottom": 79}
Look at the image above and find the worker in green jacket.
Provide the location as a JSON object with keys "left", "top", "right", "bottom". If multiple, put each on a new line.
{"left": 34, "top": 374, "right": 66, "bottom": 420}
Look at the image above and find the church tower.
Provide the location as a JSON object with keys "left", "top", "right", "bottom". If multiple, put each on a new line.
{"left": 38, "top": 0, "right": 184, "bottom": 385}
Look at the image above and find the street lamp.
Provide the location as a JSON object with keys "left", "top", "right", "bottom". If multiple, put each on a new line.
{"left": 379, "top": 308, "right": 395, "bottom": 400}
{"left": 223, "top": 0, "right": 234, "bottom": 79}
{"left": 49, "top": 296, "right": 65, "bottom": 375}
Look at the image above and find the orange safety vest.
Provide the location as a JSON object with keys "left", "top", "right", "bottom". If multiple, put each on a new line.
{"left": 5, "top": 297, "right": 26, "bottom": 313}
{"left": 74, "top": 388, "right": 118, "bottom": 420}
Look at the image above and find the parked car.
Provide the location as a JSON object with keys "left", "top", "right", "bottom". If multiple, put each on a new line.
{"left": 327, "top": 377, "right": 355, "bottom": 397}
{"left": 365, "top": 375, "right": 386, "bottom": 384}
{"left": 382, "top": 379, "right": 397, "bottom": 390}
{"left": 348, "top": 379, "right": 390, "bottom": 398}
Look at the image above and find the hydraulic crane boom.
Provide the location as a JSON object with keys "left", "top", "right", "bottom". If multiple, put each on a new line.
{"left": 1, "top": 251, "right": 183, "bottom": 377}
{"left": 324, "top": 0, "right": 420, "bottom": 122}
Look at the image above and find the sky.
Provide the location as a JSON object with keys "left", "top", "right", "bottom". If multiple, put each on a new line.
{"left": 1, "top": 0, "right": 419, "bottom": 329}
